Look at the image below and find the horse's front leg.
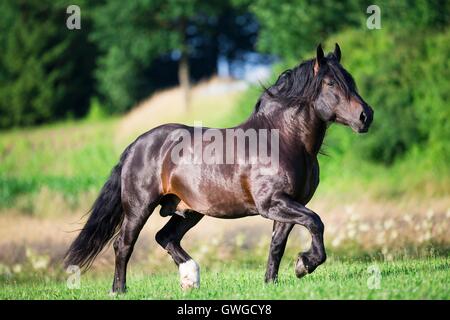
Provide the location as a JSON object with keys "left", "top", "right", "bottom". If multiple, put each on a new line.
{"left": 259, "top": 193, "right": 326, "bottom": 278}
{"left": 265, "top": 221, "right": 294, "bottom": 283}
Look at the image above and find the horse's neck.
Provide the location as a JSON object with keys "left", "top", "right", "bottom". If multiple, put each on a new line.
{"left": 293, "top": 105, "right": 327, "bottom": 156}
{"left": 243, "top": 99, "right": 327, "bottom": 156}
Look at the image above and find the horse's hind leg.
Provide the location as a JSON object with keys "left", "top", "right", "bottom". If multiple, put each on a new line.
{"left": 112, "top": 196, "right": 160, "bottom": 294}
{"left": 155, "top": 211, "right": 203, "bottom": 289}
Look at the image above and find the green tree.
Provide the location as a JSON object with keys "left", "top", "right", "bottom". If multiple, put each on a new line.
{"left": 0, "top": 0, "right": 96, "bottom": 128}
{"left": 244, "top": 0, "right": 362, "bottom": 60}
{"left": 92, "top": 0, "right": 235, "bottom": 113}
{"left": 245, "top": 0, "right": 449, "bottom": 61}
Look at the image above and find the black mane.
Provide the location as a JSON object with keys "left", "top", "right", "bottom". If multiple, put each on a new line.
{"left": 256, "top": 53, "right": 357, "bottom": 111}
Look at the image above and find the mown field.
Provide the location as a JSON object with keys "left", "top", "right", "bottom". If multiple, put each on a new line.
{"left": 1, "top": 257, "right": 449, "bottom": 299}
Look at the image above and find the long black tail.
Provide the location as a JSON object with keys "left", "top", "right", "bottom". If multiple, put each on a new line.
{"left": 64, "top": 162, "right": 124, "bottom": 270}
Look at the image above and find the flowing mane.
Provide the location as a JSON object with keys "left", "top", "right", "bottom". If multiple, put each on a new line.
{"left": 255, "top": 52, "right": 358, "bottom": 112}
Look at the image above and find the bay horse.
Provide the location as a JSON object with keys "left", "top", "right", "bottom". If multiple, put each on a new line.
{"left": 65, "top": 44, "right": 373, "bottom": 293}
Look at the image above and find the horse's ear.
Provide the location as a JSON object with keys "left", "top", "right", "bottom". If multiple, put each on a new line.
{"left": 314, "top": 44, "right": 325, "bottom": 75}
{"left": 334, "top": 43, "right": 341, "bottom": 62}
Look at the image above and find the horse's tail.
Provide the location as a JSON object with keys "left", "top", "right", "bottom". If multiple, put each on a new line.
{"left": 64, "top": 162, "right": 124, "bottom": 270}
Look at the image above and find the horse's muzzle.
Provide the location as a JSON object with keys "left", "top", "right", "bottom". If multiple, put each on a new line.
{"left": 358, "top": 105, "right": 374, "bottom": 133}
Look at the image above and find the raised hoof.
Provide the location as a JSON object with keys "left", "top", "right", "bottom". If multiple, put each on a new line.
{"left": 295, "top": 255, "right": 309, "bottom": 279}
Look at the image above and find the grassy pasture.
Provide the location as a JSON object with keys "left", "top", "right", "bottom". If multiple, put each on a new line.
{"left": 1, "top": 257, "right": 448, "bottom": 299}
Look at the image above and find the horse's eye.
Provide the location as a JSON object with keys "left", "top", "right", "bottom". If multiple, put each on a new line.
{"left": 327, "top": 80, "right": 335, "bottom": 87}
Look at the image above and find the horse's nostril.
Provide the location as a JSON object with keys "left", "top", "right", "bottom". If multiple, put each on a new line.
{"left": 360, "top": 111, "right": 367, "bottom": 124}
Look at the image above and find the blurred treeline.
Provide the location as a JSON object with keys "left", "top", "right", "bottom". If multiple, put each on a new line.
{"left": 0, "top": 0, "right": 449, "bottom": 172}
{"left": 230, "top": 0, "right": 450, "bottom": 174}
{"left": 0, "top": 0, "right": 259, "bottom": 126}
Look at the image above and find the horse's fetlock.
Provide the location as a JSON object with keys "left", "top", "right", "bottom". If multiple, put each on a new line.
{"left": 318, "top": 252, "right": 327, "bottom": 265}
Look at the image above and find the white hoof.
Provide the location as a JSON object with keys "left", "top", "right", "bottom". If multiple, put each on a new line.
{"left": 179, "top": 259, "right": 200, "bottom": 290}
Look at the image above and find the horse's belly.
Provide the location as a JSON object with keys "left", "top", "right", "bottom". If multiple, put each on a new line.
{"left": 203, "top": 202, "right": 258, "bottom": 218}
{"left": 168, "top": 164, "right": 258, "bottom": 218}
{"left": 175, "top": 193, "right": 258, "bottom": 218}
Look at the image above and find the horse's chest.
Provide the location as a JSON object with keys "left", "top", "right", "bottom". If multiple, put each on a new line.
{"left": 294, "top": 157, "right": 320, "bottom": 205}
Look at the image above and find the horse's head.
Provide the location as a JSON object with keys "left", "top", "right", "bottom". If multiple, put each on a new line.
{"left": 313, "top": 44, "right": 373, "bottom": 133}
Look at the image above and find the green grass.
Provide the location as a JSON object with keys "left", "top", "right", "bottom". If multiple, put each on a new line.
{"left": 1, "top": 257, "right": 449, "bottom": 299}
{"left": 0, "top": 119, "right": 119, "bottom": 210}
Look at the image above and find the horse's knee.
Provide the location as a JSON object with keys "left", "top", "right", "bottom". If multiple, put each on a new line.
{"left": 318, "top": 251, "right": 327, "bottom": 265}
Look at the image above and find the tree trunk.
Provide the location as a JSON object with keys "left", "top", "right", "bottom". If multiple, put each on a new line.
{"left": 178, "top": 24, "right": 191, "bottom": 112}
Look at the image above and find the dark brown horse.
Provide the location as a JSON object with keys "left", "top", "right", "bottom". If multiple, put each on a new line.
{"left": 65, "top": 44, "right": 373, "bottom": 293}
